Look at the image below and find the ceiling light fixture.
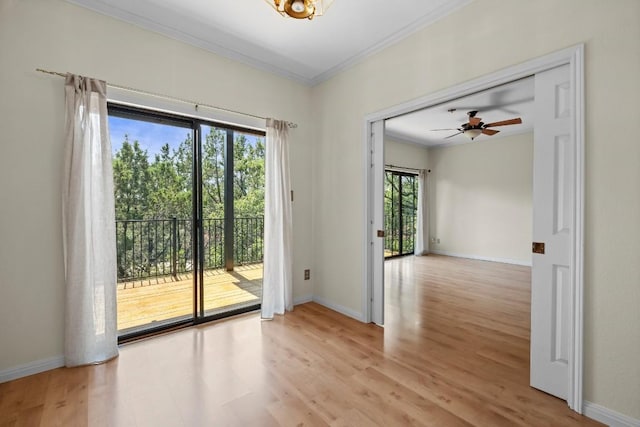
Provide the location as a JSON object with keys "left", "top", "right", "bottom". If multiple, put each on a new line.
{"left": 265, "top": 0, "right": 335, "bottom": 20}
{"left": 463, "top": 129, "right": 483, "bottom": 140}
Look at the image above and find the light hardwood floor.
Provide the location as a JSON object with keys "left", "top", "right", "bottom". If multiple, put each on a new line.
{"left": 0, "top": 255, "right": 603, "bottom": 426}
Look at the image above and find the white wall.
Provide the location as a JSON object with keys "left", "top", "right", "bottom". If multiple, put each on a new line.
{"left": 0, "top": 0, "right": 313, "bottom": 373}
{"left": 384, "top": 138, "right": 429, "bottom": 171}
{"left": 1, "top": 0, "right": 639, "bottom": 421}
{"left": 311, "top": 0, "right": 640, "bottom": 419}
{"left": 428, "top": 133, "right": 533, "bottom": 264}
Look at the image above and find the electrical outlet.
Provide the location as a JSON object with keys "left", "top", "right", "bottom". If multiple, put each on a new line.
{"left": 430, "top": 237, "right": 436, "bottom": 244}
{"left": 437, "top": 238, "right": 440, "bottom": 244}
{"left": 304, "top": 269, "right": 310, "bottom": 280}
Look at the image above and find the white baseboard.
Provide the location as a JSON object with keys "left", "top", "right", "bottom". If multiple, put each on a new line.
{"left": 293, "top": 294, "right": 313, "bottom": 305}
{"left": 0, "top": 355, "right": 65, "bottom": 384}
{"left": 312, "top": 295, "right": 365, "bottom": 322}
{"left": 583, "top": 401, "right": 640, "bottom": 427}
{"left": 1, "top": 298, "right": 312, "bottom": 384}
{"left": 430, "top": 249, "right": 532, "bottom": 267}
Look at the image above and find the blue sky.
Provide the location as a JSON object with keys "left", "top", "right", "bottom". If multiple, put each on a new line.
{"left": 109, "top": 116, "right": 262, "bottom": 157}
{"left": 109, "top": 116, "right": 192, "bottom": 157}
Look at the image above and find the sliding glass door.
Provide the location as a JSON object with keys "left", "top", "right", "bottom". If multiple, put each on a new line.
{"left": 199, "top": 125, "right": 264, "bottom": 318}
{"left": 109, "top": 105, "right": 264, "bottom": 340}
{"left": 384, "top": 170, "right": 418, "bottom": 258}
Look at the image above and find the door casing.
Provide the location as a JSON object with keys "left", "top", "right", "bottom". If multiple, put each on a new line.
{"left": 362, "top": 44, "right": 584, "bottom": 412}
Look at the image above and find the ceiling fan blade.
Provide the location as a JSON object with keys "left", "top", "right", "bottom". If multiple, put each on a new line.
{"left": 469, "top": 117, "right": 481, "bottom": 126}
{"left": 430, "top": 128, "right": 458, "bottom": 131}
{"left": 445, "top": 131, "right": 462, "bottom": 139}
{"left": 482, "top": 129, "right": 499, "bottom": 136}
{"left": 484, "top": 117, "right": 522, "bottom": 127}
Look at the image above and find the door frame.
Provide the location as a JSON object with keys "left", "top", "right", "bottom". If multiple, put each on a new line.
{"left": 362, "top": 44, "right": 585, "bottom": 412}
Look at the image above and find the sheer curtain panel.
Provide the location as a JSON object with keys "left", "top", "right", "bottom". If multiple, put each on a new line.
{"left": 415, "top": 169, "right": 430, "bottom": 256}
{"left": 62, "top": 74, "right": 118, "bottom": 366}
{"left": 261, "top": 119, "right": 293, "bottom": 319}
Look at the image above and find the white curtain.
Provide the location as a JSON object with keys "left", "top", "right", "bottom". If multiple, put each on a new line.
{"left": 261, "top": 119, "right": 293, "bottom": 319}
{"left": 414, "top": 169, "right": 430, "bottom": 256}
{"left": 62, "top": 74, "right": 118, "bottom": 366}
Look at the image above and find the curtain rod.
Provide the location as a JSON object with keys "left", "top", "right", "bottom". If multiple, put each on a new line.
{"left": 385, "top": 164, "right": 430, "bottom": 173}
{"left": 36, "top": 68, "right": 298, "bottom": 129}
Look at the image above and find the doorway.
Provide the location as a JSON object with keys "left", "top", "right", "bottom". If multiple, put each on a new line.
{"left": 363, "top": 45, "right": 585, "bottom": 412}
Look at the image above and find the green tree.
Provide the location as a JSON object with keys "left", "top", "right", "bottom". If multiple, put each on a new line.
{"left": 147, "top": 143, "right": 186, "bottom": 219}
{"left": 112, "top": 127, "right": 267, "bottom": 279}
{"left": 234, "top": 134, "right": 265, "bottom": 218}
{"left": 202, "top": 127, "right": 225, "bottom": 219}
{"left": 112, "top": 137, "right": 151, "bottom": 220}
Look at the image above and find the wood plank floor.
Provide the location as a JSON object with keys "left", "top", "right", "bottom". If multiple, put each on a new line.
{"left": 0, "top": 255, "right": 603, "bottom": 426}
{"left": 117, "top": 264, "right": 262, "bottom": 333}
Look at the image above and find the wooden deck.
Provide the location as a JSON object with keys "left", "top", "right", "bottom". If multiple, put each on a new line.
{"left": 117, "top": 264, "right": 262, "bottom": 333}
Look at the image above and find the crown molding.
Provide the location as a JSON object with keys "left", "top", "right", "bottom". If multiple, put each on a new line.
{"left": 308, "top": 0, "right": 473, "bottom": 86}
{"left": 65, "top": 0, "right": 313, "bottom": 84}
{"left": 66, "top": 0, "right": 473, "bottom": 87}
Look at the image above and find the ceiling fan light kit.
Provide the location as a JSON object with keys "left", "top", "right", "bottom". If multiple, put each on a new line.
{"left": 266, "top": 0, "right": 335, "bottom": 19}
{"left": 463, "top": 129, "right": 483, "bottom": 140}
{"left": 434, "top": 110, "right": 523, "bottom": 141}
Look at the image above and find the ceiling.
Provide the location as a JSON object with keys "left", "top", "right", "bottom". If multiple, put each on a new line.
{"left": 385, "top": 76, "right": 535, "bottom": 148}
{"left": 66, "top": 0, "right": 472, "bottom": 85}
{"left": 66, "top": 0, "right": 531, "bottom": 144}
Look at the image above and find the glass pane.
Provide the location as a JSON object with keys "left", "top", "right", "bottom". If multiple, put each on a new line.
{"left": 401, "top": 175, "right": 417, "bottom": 255}
{"left": 201, "top": 125, "right": 226, "bottom": 272}
{"left": 232, "top": 132, "right": 264, "bottom": 310}
{"left": 384, "top": 172, "right": 399, "bottom": 257}
{"left": 384, "top": 172, "right": 417, "bottom": 258}
{"left": 110, "top": 114, "right": 194, "bottom": 335}
{"left": 200, "top": 128, "right": 264, "bottom": 317}
{"left": 233, "top": 131, "right": 265, "bottom": 266}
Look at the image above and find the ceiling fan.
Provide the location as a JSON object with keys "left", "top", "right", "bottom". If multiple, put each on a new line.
{"left": 432, "top": 110, "right": 522, "bottom": 140}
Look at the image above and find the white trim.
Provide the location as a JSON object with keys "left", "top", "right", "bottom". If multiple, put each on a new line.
{"left": 429, "top": 250, "right": 532, "bottom": 267}
{"left": 313, "top": 296, "right": 364, "bottom": 322}
{"left": 570, "top": 44, "right": 586, "bottom": 413}
{"left": 365, "top": 45, "right": 583, "bottom": 124}
{"left": 66, "top": 0, "right": 472, "bottom": 86}
{"left": 370, "top": 120, "right": 386, "bottom": 326}
{"left": 308, "top": 0, "right": 473, "bottom": 86}
{"left": 363, "top": 44, "right": 585, "bottom": 413}
{"left": 0, "top": 356, "right": 65, "bottom": 384}
{"left": 293, "top": 294, "right": 313, "bottom": 305}
{"left": 65, "top": 0, "right": 312, "bottom": 84}
{"left": 361, "top": 121, "right": 374, "bottom": 323}
{"left": 583, "top": 401, "right": 640, "bottom": 427}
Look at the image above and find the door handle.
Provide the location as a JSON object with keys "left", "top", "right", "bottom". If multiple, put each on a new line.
{"left": 532, "top": 242, "right": 545, "bottom": 254}
{"left": 377, "top": 230, "right": 385, "bottom": 238}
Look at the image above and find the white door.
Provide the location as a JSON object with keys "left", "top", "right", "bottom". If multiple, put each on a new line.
{"left": 530, "top": 64, "right": 574, "bottom": 400}
{"left": 371, "top": 120, "right": 385, "bottom": 325}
